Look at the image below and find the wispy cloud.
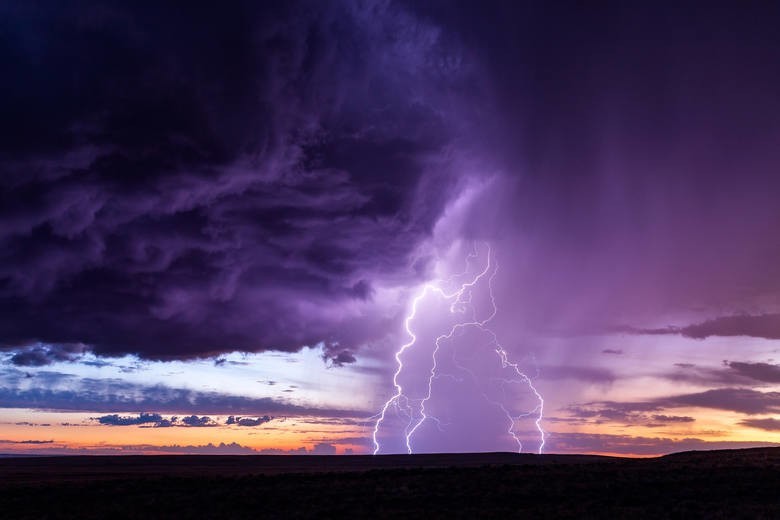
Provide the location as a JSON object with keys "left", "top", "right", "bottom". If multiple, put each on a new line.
{"left": 622, "top": 314, "right": 780, "bottom": 341}
{"left": 739, "top": 418, "right": 780, "bottom": 431}
{"left": 0, "top": 377, "right": 368, "bottom": 418}
{"left": 547, "top": 432, "right": 780, "bottom": 456}
{"left": 0, "top": 439, "right": 54, "bottom": 444}
{"left": 568, "top": 387, "right": 780, "bottom": 424}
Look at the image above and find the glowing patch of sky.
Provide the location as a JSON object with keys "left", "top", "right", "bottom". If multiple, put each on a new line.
{"left": 1, "top": 344, "right": 381, "bottom": 413}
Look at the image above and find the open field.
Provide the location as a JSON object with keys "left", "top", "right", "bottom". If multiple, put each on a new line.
{"left": 1, "top": 448, "right": 779, "bottom": 518}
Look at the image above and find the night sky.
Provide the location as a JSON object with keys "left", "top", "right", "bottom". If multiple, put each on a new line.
{"left": 2, "top": 1, "right": 780, "bottom": 456}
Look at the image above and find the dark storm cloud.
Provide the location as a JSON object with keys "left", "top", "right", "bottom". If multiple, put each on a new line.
{"left": 407, "top": 2, "right": 780, "bottom": 339}
{"left": 321, "top": 348, "right": 357, "bottom": 367}
{"left": 8, "top": 344, "right": 86, "bottom": 367}
{"left": 2, "top": 0, "right": 779, "bottom": 359}
{"left": 0, "top": 1, "right": 476, "bottom": 360}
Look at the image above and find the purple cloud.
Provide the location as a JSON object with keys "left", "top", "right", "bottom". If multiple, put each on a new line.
{"left": 740, "top": 418, "right": 780, "bottom": 431}
{"left": 571, "top": 388, "right": 780, "bottom": 421}
{"left": 724, "top": 362, "right": 780, "bottom": 383}
{"left": 226, "top": 415, "right": 273, "bottom": 427}
{"left": 0, "top": 2, "right": 476, "bottom": 361}
{"left": 628, "top": 314, "right": 780, "bottom": 341}
{"left": 547, "top": 432, "right": 780, "bottom": 456}
{"left": 8, "top": 344, "right": 86, "bottom": 367}
{"left": 664, "top": 388, "right": 780, "bottom": 415}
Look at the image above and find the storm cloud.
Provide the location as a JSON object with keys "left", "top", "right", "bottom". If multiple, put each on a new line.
{"left": 3, "top": 1, "right": 780, "bottom": 361}
{"left": 0, "top": 1, "right": 478, "bottom": 360}
{"left": 3, "top": 1, "right": 780, "bottom": 456}
{"left": 8, "top": 344, "right": 86, "bottom": 367}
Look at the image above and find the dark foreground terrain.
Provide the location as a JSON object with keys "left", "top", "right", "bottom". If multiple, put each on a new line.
{"left": 1, "top": 448, "right": 779, "bottom": 518}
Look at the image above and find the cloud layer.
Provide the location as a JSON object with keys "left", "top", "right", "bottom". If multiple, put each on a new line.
{"left": 0, "top": 371, "right": 367, "bottom": 417}
{"left": 0, "top": 1, "right": 479, "bottom": 360}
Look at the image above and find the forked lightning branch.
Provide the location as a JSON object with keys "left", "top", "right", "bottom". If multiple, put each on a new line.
{"left": 372, "top": 244, "right": 545, "bottom": 455}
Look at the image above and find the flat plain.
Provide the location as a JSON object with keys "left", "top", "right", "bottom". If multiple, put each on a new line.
{"left": 1, "top": 448, "right": 779, "bottom": 518}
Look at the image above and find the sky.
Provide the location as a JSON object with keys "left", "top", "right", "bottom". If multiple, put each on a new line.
{"left": 2, "top": 1, "right": 780, "bottom": 457}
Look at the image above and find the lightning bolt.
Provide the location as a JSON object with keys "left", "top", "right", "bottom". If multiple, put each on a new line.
{"left": 372, "top": 243, "right": 545, "bottom": 455}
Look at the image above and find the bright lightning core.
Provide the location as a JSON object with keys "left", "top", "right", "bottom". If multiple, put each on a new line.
{"left": 372, "top": 243, "right": 544, "bottom": 455}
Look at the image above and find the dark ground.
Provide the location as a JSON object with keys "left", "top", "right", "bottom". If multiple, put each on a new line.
{"left": 1, "top": 448, "right": 779, "bottom": 518}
